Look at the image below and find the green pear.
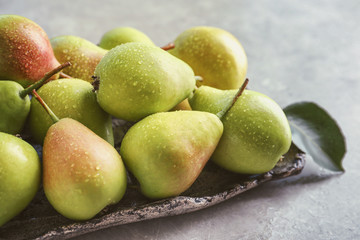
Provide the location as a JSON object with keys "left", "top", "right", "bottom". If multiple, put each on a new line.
{"left": 0, "top": 15, "right": 60, "bottom": 87}
{"left": 51, "top": 35, "right": 108, "bottom": 82}
{"left": 189, "top": 86, "right": 292, "bottom": 174}
{"left": 0, "top": 81, "right": 31, "bottom": 134}
{"left": 0, "top": 132, "right": 41, "bottom": 226}
{"left": 168, "top": 26, "right": 248, "bottom": 90}
{"left": 120, "top": 111, "right": 223, "bottom": 199}
{"left": 0, "top": 63, "right": 70, "bottom": 134}
{"left": 99, "top": 27, "right": 154, "bottom": 50}
{"left": 43, "top": 118, "right": 127, "bottom": 220}
{"left": 28, "top": 78, "right": 114, "bottom": 145}
{"left": 94, "top": 42, "right": 196, "bottom": 122}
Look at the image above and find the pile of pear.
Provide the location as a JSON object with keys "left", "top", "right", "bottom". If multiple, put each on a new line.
{"left": 0, "top": 14, "right": 292, "bottom": 226}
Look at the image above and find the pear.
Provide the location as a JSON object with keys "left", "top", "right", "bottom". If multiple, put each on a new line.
{"left": 0, "top": 81, "right": 31, "bottom": 134}
{"left": 0, "top": 132, "right": 41, "bottom": 226}
{"left": 168, "top": 26, "right": 248, "bottom": 90}
{"left": 93, "top": 42, "right": 196, "bottom": 122}
{"left": 43, "top": 118, "right": 127, "bottom": 220}
{"left": 0, "top": 63, "right": 70, "bottom": 134}
{"left": 120, "top": 111, "right": 223, "bottom": 199}
{"left": 99, "top": 27, "right": 154, "bottom": 50}
{"left": 189, "top": 85, "right": 292, "bottom": 174}
{"left": 31, "top": 91, "right": 127, "bottom": 221}
{"left": 51, "top": 35, "right": 108, "bottom": 82}
{"left": 28, "top": 78, "right": 114, "bottom": 145}
{"left": 0, "top": 15, "right": 60, "bottom": 87}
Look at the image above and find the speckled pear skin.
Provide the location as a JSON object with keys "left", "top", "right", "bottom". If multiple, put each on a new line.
{"left": 189, "top": 86, "right": 292, "bottom": 174}
{"left": 0, "top": 132, "right": 41, "bottom": 227}
{"left": 0, "top": 15, "right": 60, "bottom": 87}
{"left": 168, "top": 26, "right": 248, "bottom": 90}
{"left": 0, "top": 81, "right": 30, "bottom": 134}
{"left": 28, "top": 78, "right": 114, "bottom": 145}
{"left": 94, "top": 42, "right": 196, "bottom": 122}
{"left": 99, "top": 27, "right": 154, "bottom": 50}
{"left": 120, "top": 111, "right": 223, "bottom": 199}
{"left": 51, "top": 35, "right": 108, "bottom": 82}
{"left": 43, "top": 118, "right": 127, "bottom": 221}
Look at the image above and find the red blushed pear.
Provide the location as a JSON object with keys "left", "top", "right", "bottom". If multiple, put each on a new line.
{"left": 43, "top": 118, "right": 127, "bottom": 220}
{"left": 0, "top": 15, "right": 60, "bottom": 87}
{"left": 32, "top": 90, "right": 127, "bottom": 221}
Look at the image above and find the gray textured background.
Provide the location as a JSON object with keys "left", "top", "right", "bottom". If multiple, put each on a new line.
{"left": 1, "top": 0, "right": 359, "bottom": 239}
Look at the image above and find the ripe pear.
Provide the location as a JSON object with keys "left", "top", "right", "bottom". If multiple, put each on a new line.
{"left": 0, "top": 63, "right": 70, "bottom": 134}
{"left": 43, "top": 118, "right": 127, "bottom": 220}
{"left": 0, "top": 132, "right": 41, "bottom": 226}
{"left": 28, "top": 78, "right": 114, "bottom": 145}
{"left": 51, "top": 35, "right": 108, "bottom": 82}
{"left": 189, "top": 86, "right": 292, "bottom": 174}
{"left": 94, "top": 42, "right": 196, "bottom": 122}
{"left": 0, "top": 15, "right": 60, "bottom": 87}
{"left": 168, "top": 26, "right": 248, "bottom": 90}
{"left": 99, "top": 27, "right": 154, "bottom": 50}
{"left": 120, "top": 111, "right": 223, "bottom": 199}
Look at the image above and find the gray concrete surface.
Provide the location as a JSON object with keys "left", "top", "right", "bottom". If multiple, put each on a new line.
{"left": 1, "top": 0, "right": 359, "bottom": 239}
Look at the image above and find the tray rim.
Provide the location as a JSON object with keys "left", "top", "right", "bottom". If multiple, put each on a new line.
{"left": 34, "top": 147, "right": 306, "bottom": 240}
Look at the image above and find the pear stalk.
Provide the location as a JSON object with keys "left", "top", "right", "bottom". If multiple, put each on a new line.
{"left": 59, "top": 72, "right": 73, "bottom": 79}
{"left": 19, "top": 62, "right": 71, "bottom": 98}
{"left": 195, "top": 76, "right": 203, "bottom": 83}
{"left": 161, "top": 42, "right": 175, "bottom": 51}
{"left": 32, "top": 89, "right": 59, "bottom": 123}
{"left": 216, "top": 78, "right": 249, "bottom": 119}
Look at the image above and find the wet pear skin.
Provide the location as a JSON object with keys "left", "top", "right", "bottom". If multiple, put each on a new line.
{"left": 189, "top": 86, "right": 292, "bottom": 174}
{"left": 0, "top": 81, "right": 30, "bottom": 134}
{"left": 0, "top": 15, "right": 60, "bottom": 87}
{"left": 29, "top": 78, "right": 114, "bottom": 145}
{"left": 43, "top": 118, "right": 127, "bottom": 220}
{"left": 120, "top": 111, "right": 223, "bottom": 199}
{"left": 169, "top": 26, "right": 248, "bottom": 90}
{"left": 51, "top": 35, "right": 108, "bottom": 82}
{"left": 94, "top": 42, "right": 196, "bottom": 122}
{"left": 0, "top": 132, "right": 41, "bottom": 226}
{"left": 99, "top": 27, "right": 154, "bottom": 50}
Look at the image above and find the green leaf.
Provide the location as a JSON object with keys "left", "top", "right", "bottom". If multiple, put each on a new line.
{"left": 284, "top": 102, "right": 346, "bottom": 172}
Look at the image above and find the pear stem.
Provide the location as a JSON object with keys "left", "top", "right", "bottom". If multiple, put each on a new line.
{"left": 32, "top": 89, "right": 60, "bottom": 123}
{"left": 59, "top": 72, "right": 73, "bottom": 79}
{"left": 161, "top": 42, "right": 175, "bottom": 51}
{"left": 195, "top": 76, "right": 203, "bottom": 82}
{"left": 216, "top": 78, "right": 249, "bottom": 119}
{"left": 19, "top": 62, "right": 71, "bottom": 99}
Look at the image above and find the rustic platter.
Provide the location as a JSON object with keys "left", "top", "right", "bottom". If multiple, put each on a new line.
{"left": 0, "top": 120, "right": 306, "bottom": 240}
